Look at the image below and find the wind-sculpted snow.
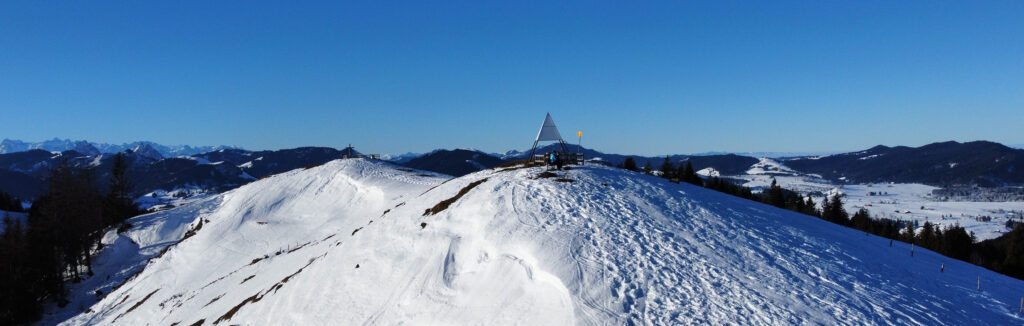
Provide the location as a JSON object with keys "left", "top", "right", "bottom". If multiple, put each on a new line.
{"left": 56, "top": 159, "right": 1024, "bottom": 325}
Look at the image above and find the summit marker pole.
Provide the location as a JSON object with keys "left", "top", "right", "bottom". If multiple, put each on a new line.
{"left": 577, "top": 131, "right": 582, "bottom": 153}
{"left": 577, "top": 131, "right": 582, "bottom": 165}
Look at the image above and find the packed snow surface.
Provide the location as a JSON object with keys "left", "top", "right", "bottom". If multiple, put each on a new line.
{"left": 55, "top": 159, "right": 1024, "bottom": 325}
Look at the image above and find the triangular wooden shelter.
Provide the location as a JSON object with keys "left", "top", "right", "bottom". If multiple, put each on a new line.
{"left": 529, "top": 113, "right": 570, "bottom": 157}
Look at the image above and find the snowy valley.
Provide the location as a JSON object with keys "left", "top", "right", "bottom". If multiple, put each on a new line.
{"left": 733, "top": 157, "right": 1024, "bottom": 241}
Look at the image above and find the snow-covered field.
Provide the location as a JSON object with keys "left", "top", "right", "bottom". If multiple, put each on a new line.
{"left": 835, "top": 183, "right": 1024, "bottom": 240}
{"left": 134, "top": 187, "right": 217, "bottom": 212}
{"left": 735, "top": 158, "right": 831, "bottom": 193}
{"left": 44, "top": 159, "right": 1024, "bottom": 325}
{"left": 734, "top": 158, "right": 1024, "bottom": 241}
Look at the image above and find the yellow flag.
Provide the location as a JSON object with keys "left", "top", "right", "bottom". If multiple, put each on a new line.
{"left": 577, "top": 131, "right": 582, "bottom": 137}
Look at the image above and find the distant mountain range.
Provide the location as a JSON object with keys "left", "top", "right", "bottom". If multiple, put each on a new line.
{"left": 399, "top": 141, "right": 1024, "bottom": 187}
{"left": 686, "top": 151, "right": 838, "bottom": 158}
{"left": 380, "top": 152, "right": 422, "bottom": 163}
{"left": 402, "top": 149, "right": 506, "bottom": 177}
{"left": 784, "top": 141, "right": 1024, "bottom": 187}
{"left": 1, "top": 139, "right": 1021, "bottom": 204}
{"left": 0, "top": 138, "right": 237, "bottom": 158}
{"left": 0, "top": 146, "right": 348, "bottom": 201}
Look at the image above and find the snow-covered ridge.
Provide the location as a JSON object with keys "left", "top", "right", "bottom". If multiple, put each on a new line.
{"left": 0, "top": 138, "right": 236, "bottom": 157}
{"left": 696, "top": 167, "right": 720, "bottom": 177}
{"left": 745, "top": 157, "right": 798, "bottom": 176}
{"left": 135, "top": 186, "right": 216, "bottom": 211}
{"left": 54, "top": 159, "right": 1024, "bottom": 325}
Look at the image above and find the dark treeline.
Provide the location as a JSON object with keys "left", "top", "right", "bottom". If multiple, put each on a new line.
{"left": 623, "top": 156, "right": 1024, "bottom": 281}
{"left": 0, "top": 191, "right": 24, "bottom": 212}
{"left": 0, "top": 153, "right": 142, "bottom": 325}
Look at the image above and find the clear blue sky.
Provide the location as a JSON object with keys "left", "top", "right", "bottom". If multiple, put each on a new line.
{"left": 2, "top": 1, "right": 1022, "bottom": 156}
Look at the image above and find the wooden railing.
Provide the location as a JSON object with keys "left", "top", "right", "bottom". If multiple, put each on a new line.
{"left": 533, "top": 152, "right": 584, "bottom": 165}
{"left": 341, "top": 154, "right": 381, "bottom": 160}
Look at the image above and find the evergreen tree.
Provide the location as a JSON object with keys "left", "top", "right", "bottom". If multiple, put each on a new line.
{"left": 675, "top": 162, "right": 687, "bottom": 183}
{"left": 902, "top": 223, "right": 916, "bottom": 243}
{"left": 802, "top": 197, "right": 819, "bottom": 217}
{"left": 1003, "top": 225, "right": 1024, "bottom": 279}
{"left": 622, "top": 157, "right": 638, "bottom": 172}
{"left": 1, "top": 213, "right": 37, "bottom": 323}
{"left": 939, "top": 224, "right": 972, "bottom": 260}
{"left": 659, "top": 156, "right": 675, "bottom": 180}
{"left": 765, "top": 179, "right": 785, "bottom": 208}
{"left": 104, "top": 153, "right": 140, "bottom": 227}
{"left": 822, "top": 194, "right": 850, "bottom": 225}
{"left": 851, "top": 208, "right": 872, "bottom": 232}
{"left": 642, "top": 161, "right": 653, "bottom": 175}
{"left": 0, "top": 158, "right": 145, "bottom": 324}
{"left": 683, "top": 162, "right": 701, "bottom": 186}
{"left": 785, "top": 191, "right": 805, "bottom": 212}
{"left": 0, "top": 191, "right": 23, "bottom": 212}
{"left": 737, "top": 186, "right": 754, "bottom": 200}
{"left": 917, "top": 221, "right": 937, "bottom": 250}
{"left": 704, "top": 176, "right": 718, "bottom": 190}
{"left": 28, "top": 162, "right": 104, "bottom": 294}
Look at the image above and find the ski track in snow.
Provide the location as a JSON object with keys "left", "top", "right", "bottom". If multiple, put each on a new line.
{"left": 42, "top": 159, "right": 1024, "bottom": 325}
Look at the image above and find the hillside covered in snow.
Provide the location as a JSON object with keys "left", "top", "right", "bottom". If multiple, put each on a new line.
{"left": 51, "top": 159, "right": 1024, "bottom": 325}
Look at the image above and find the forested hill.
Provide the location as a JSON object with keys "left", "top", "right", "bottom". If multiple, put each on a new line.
{"left": 786, "top": 141, "right": 1024, "bottom": 186}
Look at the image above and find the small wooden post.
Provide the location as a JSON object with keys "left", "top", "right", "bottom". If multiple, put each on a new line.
{"left": 977, "top": 276, "right": 980, "bottom": 291}
{"left": 910, "top": 244, "right": 914, "bottom": 257}
{"left": 889, "top": 239, "right": 893, "bottom": 247}
{"left": 1019, "top": 297, "right": 1022, "bottom": 314}
{"left": 940, "top": 263, "right": 944, "bottom": 273}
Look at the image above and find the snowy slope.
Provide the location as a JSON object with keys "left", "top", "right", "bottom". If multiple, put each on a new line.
{"left": 36, "top": 196, "right": 219, "bottom": 325}
{"left": 58, "top": 159, "right": 1024, "bottom": 325}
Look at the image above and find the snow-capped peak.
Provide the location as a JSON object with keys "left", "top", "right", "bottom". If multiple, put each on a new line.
{"left": 129, "top": 143, "right": 165, "bottom": 160}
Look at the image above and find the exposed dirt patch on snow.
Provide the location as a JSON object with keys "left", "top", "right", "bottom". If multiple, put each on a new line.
{"left": 113, "top": 289, "right": 159, "bottom": 322}
{"left": 423, "top": 178, "right": 489, "bottom": 216}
